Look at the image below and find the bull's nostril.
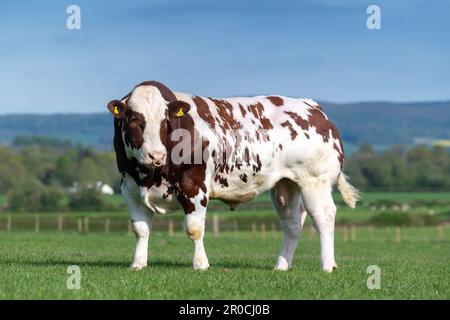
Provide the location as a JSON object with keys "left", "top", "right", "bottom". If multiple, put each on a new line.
{"left": 148, "top": 152, "right": 165, "bottom": 167}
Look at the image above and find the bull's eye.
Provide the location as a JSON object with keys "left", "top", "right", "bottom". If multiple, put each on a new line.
{"left": 129, "top": 115, "right": 145, "bottom": 131}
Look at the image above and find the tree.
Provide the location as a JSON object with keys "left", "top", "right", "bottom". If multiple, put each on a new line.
{"left": 68, "top": 186, "right": 107, "bottom": 211}
{"left": 54, "top": 155, "right": 76, "bottom": 186}
{"left": 7, "top": 180, "right": 64, "bottom": 212}
{"left": 18, "top": 146, "right": 55, "bottom": 185}
{"left": 0, "top": 147, "right": 27, "bottom": 193}
{"left": 76, "top": 157, "right": 99, "bottom": 184}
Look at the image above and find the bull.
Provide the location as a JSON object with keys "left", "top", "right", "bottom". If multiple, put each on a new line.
{"left": 107, "top": 81, "right": 359, "bottom": 272}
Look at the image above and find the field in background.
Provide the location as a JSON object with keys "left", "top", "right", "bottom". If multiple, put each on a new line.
{"left": 0, "top": 229, "right": 448, "bottom": 299}
{"left": 1, "top": 192, "right": 449, "bottom": 233}
{"left": 3, "top": 190, "right": 450, "bottom": 209}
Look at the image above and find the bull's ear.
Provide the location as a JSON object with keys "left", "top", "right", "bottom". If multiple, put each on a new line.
{"left": 168, "top": 100, "right": 191, "bottom": 118}
{"left": 107, "top": 100, "right": 128, "bottom": 118}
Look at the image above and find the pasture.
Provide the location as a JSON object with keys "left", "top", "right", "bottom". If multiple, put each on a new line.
{"left": 0, "top": 192, "right": 449, "bottom": 299}
{"left": 0, "top": 227, "right": 448, "bottom": 299}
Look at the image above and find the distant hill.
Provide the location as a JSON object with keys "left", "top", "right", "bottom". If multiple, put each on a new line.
{"left": 0, "top": 113, "right": 112, "bottom": 149}
{"left": 0, "top": 101, "right": 449, "bottom": 151}
{"left": 323, "top": 101, "right": 450, "bottom": 152}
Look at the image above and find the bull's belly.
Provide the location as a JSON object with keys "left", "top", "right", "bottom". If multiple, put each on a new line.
{"left": 209, "top": 168, "right": 281, "bottom": 209}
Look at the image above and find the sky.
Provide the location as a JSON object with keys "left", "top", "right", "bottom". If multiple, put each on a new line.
{"left": 0, "top": 0, "right": 449, "bottom": 114}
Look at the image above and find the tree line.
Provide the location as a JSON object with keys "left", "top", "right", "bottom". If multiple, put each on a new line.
{"left": 345, "top": 144, "right": 450, "bottom": 191}
{"left": 0, "top": 137, "right": 449, "bottom": 212}
{"left": 0, "top": 137, "right": 120, "bottom": 212}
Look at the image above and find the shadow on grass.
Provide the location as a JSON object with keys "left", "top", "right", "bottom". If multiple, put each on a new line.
{"left": 149, "top": 260, "right": 271, "bottom": 271}
{"left": 0, "top": 257, "right": 271, "bottom": 270}
{"left": 0, "top": 258, "right": 130, "bottom": 268}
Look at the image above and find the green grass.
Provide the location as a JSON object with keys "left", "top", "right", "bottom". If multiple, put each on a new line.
{"left": 0, "top": 228, "right": 449, "bottom": 299}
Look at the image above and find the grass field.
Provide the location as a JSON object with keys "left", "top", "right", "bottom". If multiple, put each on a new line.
{"left": 0, "top": 192, "right": 449, "bottom": 299}
{"left": 0, "top": 228, "right": 449, "bottom": 299}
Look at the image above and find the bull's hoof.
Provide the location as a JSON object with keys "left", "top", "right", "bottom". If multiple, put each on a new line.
{"left": 322, "top": 262, "right": 338, "bottom": 273}
{"left": 193, "top": 256, "right": 209, "bottom": 271}
{"left": 274, "top": 256, "right": 290, "bottom": 271}
{"left": 130, "top": 261, "right": 147, "bottom": 270}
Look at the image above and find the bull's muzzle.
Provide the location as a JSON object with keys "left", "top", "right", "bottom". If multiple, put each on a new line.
{"left": 149, "top": 152, "right": 166, "bottom": 167}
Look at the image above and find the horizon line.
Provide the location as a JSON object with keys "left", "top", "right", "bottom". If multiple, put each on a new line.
{"left": 1, "top": 99, "right": 449, "bottom": 117}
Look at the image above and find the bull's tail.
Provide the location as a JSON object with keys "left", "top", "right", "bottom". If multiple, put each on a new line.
{"left": 337, "top": 173, "right": 360, "bottom": 209}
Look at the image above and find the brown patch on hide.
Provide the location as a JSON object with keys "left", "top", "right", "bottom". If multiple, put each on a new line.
{"left": 193, "top": 96, "right": 216, "bottom": 128}
{"left": 267, "top": 96, "right": 284, "bottom": 106}
{"left": 284, "top": 111, "right": 309, "bottom": 131}
{"left": 281, "top": 121, "right": 298, "bottom": 140}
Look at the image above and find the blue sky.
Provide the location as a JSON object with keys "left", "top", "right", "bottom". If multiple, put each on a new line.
{"left": 0, "top": 0, "right": 449, "bottom": 114}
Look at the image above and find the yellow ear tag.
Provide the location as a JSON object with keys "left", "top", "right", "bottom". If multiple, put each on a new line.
{"left": 175, "top": 108, "right": 185, "bottom": 117}
{"left": 113, "top": 106, "right": 119, "bottom": 115}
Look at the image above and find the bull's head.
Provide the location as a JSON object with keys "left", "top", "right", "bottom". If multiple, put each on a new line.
{"left": 107, "top": 81, "right": 191, "bottom": 168}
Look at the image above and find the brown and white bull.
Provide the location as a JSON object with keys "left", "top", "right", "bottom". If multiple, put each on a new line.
{"left": 107, "top": 81, "right": 359, "bottom": 272}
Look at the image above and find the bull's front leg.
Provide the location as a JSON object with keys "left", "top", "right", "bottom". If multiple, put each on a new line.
{"left": 130, "top": 211, "right": 154, "bottom": 270}
{"left": 121, "top": 175, "right": 154, "bottom": 270}
{"left": 179, "top": 191, "right": 209, "bottom": 271}
{"left": 185, "top": 196, "right": 209, "bottom": 270}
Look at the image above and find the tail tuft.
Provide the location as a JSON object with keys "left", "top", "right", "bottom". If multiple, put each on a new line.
{"left": 337, "top": 173, "right": 360, "bottom": 208}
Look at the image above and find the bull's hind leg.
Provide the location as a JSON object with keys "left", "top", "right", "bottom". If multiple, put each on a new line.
{"left": 270, "top": 178, "right": 307, "bottom": 271}
{"left": 121, "top": 175, "right": 154, "bottom": 270}
{"left": 300, "top": 179, "right": 337, "bottom": 272}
